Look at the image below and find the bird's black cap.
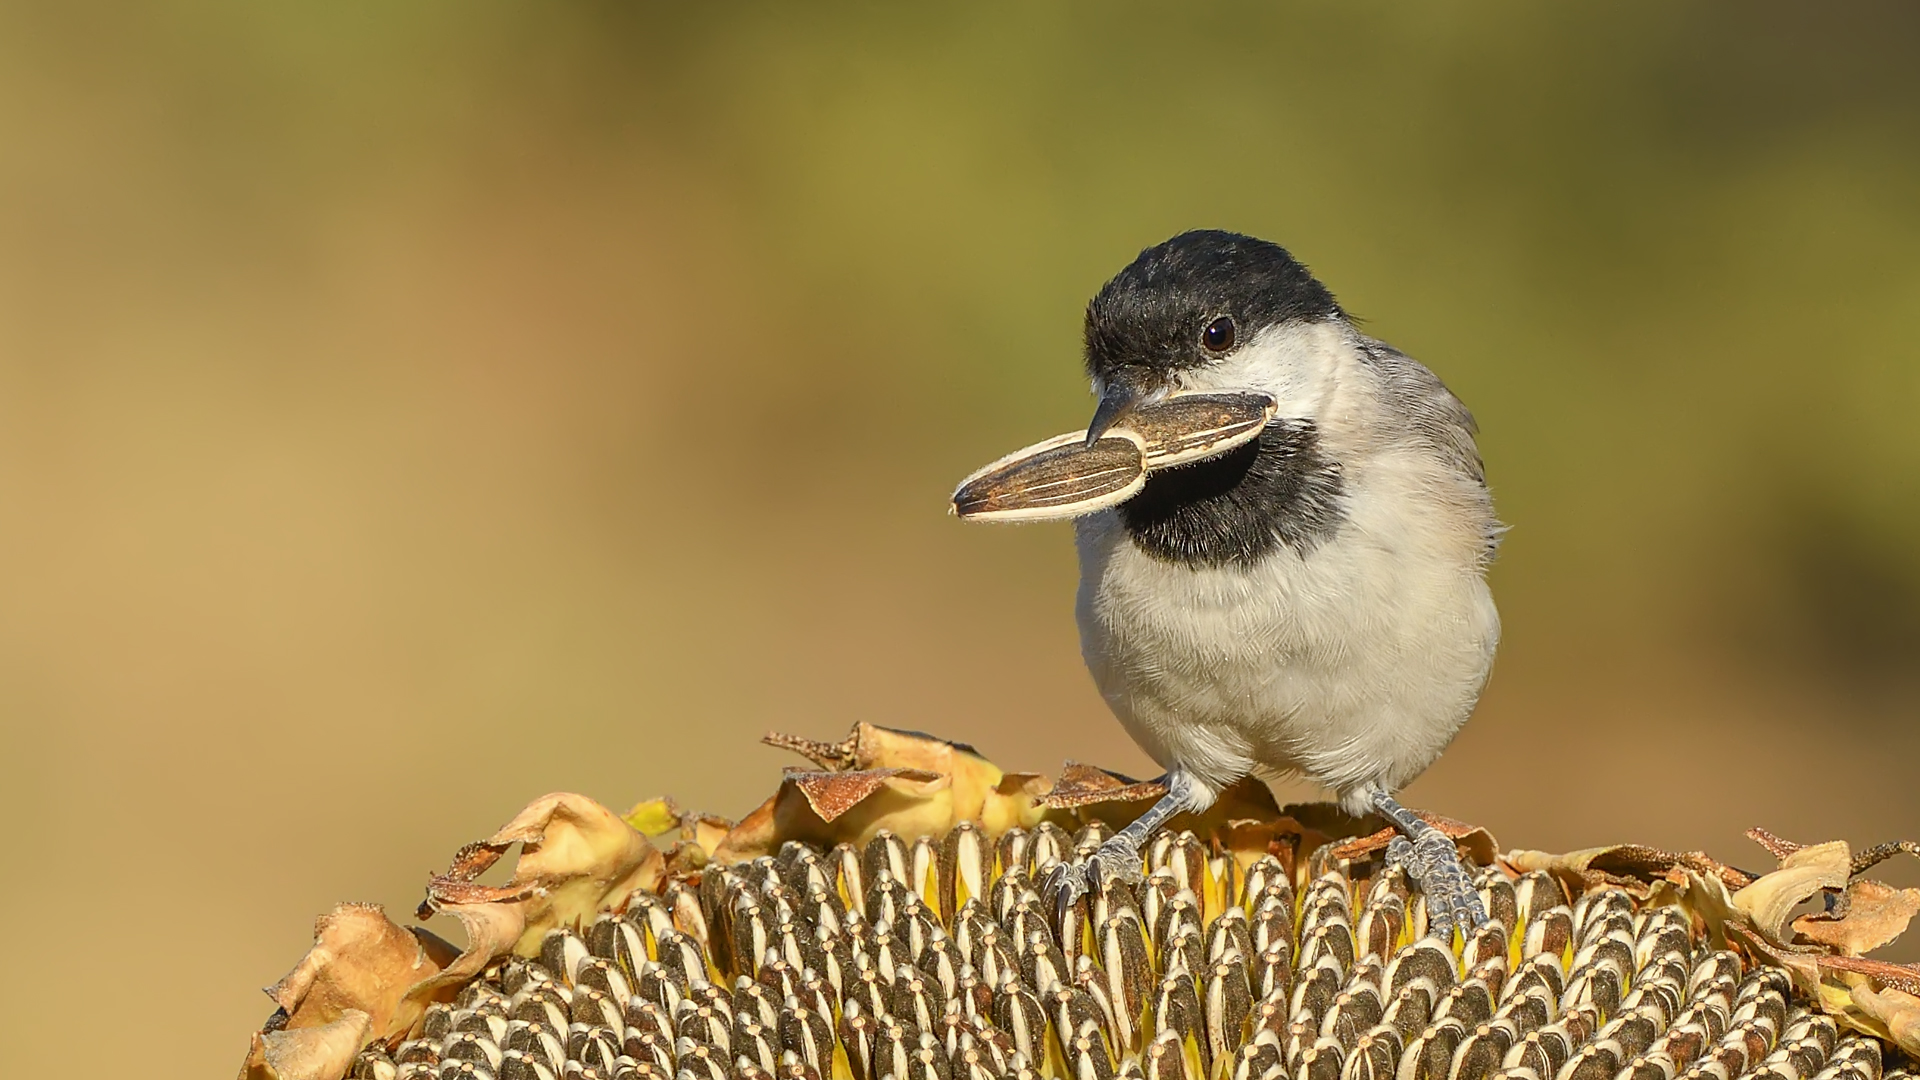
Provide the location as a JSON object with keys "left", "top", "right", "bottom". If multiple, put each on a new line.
{"left": 1083, "top": 230, "right": 1342, "bottom": 387}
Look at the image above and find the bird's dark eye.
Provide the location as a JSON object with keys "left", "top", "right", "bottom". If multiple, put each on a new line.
{"left": 1201, "top": 316, "right": 1236, "bottom": 353}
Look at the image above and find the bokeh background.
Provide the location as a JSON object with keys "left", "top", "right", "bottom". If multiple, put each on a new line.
{"left": 2, "top": 3, "right": 1918, "bottom": 1075}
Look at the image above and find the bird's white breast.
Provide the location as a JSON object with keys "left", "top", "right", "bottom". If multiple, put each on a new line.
{"left": 1073, "top": 446, "right": 1499, "bottom": 813}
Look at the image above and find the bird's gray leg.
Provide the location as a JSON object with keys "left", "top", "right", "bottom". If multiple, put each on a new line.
{"left": 1370, "top": 790, "right": 1487, "bottom": 938}
{"left": 1045, "top": 770, "right": 1199, "bottom": 919}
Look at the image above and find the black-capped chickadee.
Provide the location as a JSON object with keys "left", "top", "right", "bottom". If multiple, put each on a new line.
{"left": 953, "top": 230, "right": 1501, "bottom": 933}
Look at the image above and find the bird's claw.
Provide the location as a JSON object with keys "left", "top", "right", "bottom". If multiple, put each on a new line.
{"left": 1387, "top": 829, "right": 1486, "bottom": 940}
{"left": 1043, "top": 836, "right": 1146, "bottom": 923}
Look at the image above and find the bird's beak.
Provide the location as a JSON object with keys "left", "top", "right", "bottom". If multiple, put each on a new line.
{"left": 1085, "top": 380, "right": 1144, "bottom": 447}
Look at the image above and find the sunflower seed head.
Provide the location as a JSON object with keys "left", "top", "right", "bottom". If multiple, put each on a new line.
{"left": 362, "top": 825, "right": 1901, "bottom": 1080}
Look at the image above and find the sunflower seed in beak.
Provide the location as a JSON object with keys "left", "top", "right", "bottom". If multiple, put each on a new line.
{"left": 951, "top": 391, "right": 1277, "bottom": 522}
{"left": 952, "top": 434, "right": 1147, "bottom": 522}
{"left": 1122, "top": 392, "right": 1277, "bottom": 469}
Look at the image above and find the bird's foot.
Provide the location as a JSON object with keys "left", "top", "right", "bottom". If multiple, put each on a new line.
{"left": 1044, "top": 771, "right": 1197, "bottom": 924}
{"left": 1043, "top": 835, "right": 1146, "bottom": 921}
{"left": 1386, "top": 826, "right": 1486, "bottom": 940}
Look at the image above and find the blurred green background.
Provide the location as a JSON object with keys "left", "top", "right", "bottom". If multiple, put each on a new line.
{"left": 3, "top": 3, "right": 1919, "bottom": 1075}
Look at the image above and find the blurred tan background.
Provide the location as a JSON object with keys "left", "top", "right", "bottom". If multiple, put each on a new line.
{"left": 2, "top": 3, "right": 1919, "bottom": 1075}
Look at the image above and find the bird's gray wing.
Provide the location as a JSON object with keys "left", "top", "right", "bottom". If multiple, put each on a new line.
{"left": 1360, "top": 337, "right": 1503, "bottom": 560}
{"left": 1360, "top": 338, "right": 1487, "bottom": 485}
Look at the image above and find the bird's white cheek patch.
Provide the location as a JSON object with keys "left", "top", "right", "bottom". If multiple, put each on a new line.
{"left": 951, "top": 391, "right": 1276, "bottom": 522}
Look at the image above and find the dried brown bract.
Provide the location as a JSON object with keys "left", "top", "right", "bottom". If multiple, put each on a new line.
{"left": 1797, "top": 881, "right": 1920, "bottom": 957}
{"left": 239, "top": 903, "right": 458, "bottom": 1080}
{"left": 716, "top": 725, "right": 1049, "bottom": 861}
{"left": 415, "top": 793, "right": 665, "bottom": 982}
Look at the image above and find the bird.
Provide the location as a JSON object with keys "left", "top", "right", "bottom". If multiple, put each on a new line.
{"left": 958, "top": 229, "right": 1501, "bottom": 934}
